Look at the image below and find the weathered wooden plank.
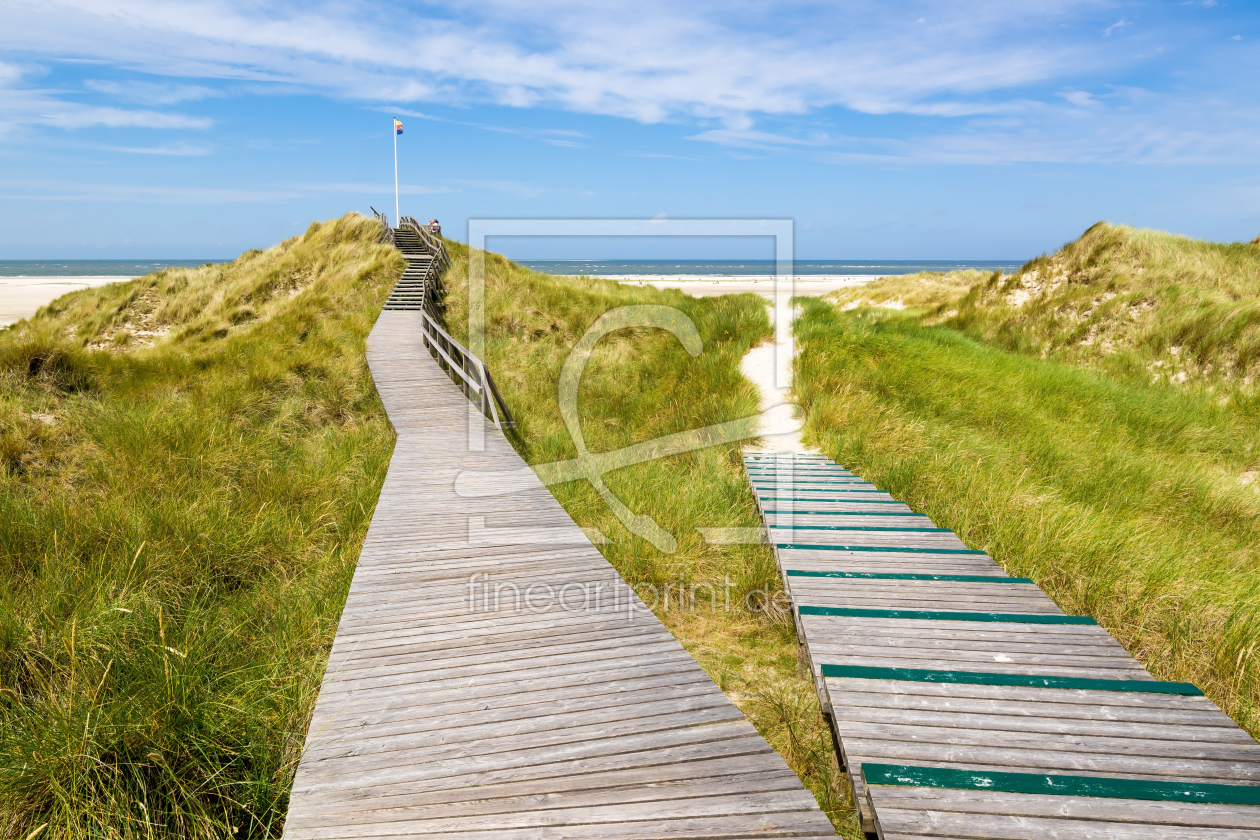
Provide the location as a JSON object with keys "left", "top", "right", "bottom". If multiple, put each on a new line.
{"left": 742, "top": 450, "right": 1260, "bottom": 836}
{"left": 282, "top": 316, "right": 833, "bottom": 838}
{"left": 866, "top": 785, "right": 1260, "bottom": 827}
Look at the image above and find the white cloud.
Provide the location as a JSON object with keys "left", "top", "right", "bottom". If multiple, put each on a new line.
{"left": 305, "top": 182, "right": 456, "bottom": 195}
{"left": 84, "top": 79, "right": 221, "bottom": 105}
{"left": 0, "top": 179, "right": 453, "bottom": 202}
{"left": 815, "top": 104, "right": 1260, "bottom": 166}
{"left": 455, "top": 179, "right": 545, "bottom": 198}
{"left": 1, "top": 0, "right": 1107, "bottom": 126}
{"left": 1059, "top": 90, "right": 1102, "bottom": 108}
{"left": 0, "top": 62, "right": 26, "bottom": 85}
{"left": 0, "top": 0, "right": 1254, "bottom": 168}
{"left": 625, "top": 151, "right": 702, "bottom": 160}
{"left": 1104, "top": 18, "right": 1130, "bottom": 37}
{"left": 102, "top": 141, "right": 211, "bottom": 155}
{"left": 0, "top": 65, "right": 214, "bottom": 134}
{"left": 0, "top": 181, "right": 303, "bottom": 202}
{"left": 384, "top": 106, "right": 588, "bottom": 146}
{"left": 0, "top": 87, "right": 214, "bottom": 133}
{"left": 686, "top": 129, "right": 832, "bottom": 149}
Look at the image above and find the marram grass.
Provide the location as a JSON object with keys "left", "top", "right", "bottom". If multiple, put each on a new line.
{"left": 0, "top": 215, "right": 401, "bottom": 838}
{"left": 830, "top": 221, "right": 1260, "bottom": 398}
{"left": 1, "top": 220, "right": 859, "bottom": 837}
{"left": 795, "top": 294, "right": 1260, "bottom": 737}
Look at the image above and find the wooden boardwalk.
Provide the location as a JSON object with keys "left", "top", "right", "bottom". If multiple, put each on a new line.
{"left": 280, "top": 312, "right": 835, "bottom": 840}
{"left": 744, "top": 451, "right": 1260, "bottom": 838}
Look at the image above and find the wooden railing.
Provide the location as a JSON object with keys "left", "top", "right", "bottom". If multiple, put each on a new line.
{"left": 415, "top": 303, "right": 515, "bottom": 429}
{"left": 387, "top": 214, "right": 513, "bottom": 429}
{"left": 399, "top": 216, "right": 450, "bottom": 276}
{"left": 370, "top": 207, "right": 395, "bottom": 246}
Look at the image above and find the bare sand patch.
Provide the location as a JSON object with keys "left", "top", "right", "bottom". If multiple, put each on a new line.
{"left": 0, "top": 276, "right": 132, "bottom": 327}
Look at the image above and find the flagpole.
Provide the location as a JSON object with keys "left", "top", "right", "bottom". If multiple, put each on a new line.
{"left": 393, "top": 120, "right": 399, "bottom": 227}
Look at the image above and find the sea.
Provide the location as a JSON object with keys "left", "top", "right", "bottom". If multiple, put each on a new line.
{"left": 0, "top": 258, "right": 1025, "bottom": 278}
{"left": 516, "top": 259, "right": 1024, "bottom": 276}
{"left": 0, "top": 260, "right": 222, "bottom": 277}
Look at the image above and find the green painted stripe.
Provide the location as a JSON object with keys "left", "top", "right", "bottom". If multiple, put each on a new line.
{"left": 764, "top": 509, "right": 927, "bottom": 517}
{"left": 788, "top": 570, "right": 1032, "bottom": 583}
{"left": 758, "top": 484, "right": 875, "bottom": 489}
{"left": 777, "top": 543, "right": 987, "bottom": 555}
{"left": 797, "top": 605, "right": 1096, "bottom": 624}
{"left": 746, "top": 464, "right": 851, "bottom": 469}
{"left": 761, "top": 500, "right": 908, "bottom": 506}
{"left": 747, "top": 468, "right": 853, "bottom": 472}
{"left": 747, "top": 470, "right": 855, "bottom": 475}
{"left": 753, "top": 483, "right": 875, "bottom": 489}
{"left": 759, "top": 491, "right": 889, "bottom": 497}
{"left": 861, "top": 764, "right": 1257, "bottom": 805}
{"left": 751, "top": 477, "right": 871, "bottom": 483}
{"left": 746, "top": 455, "right": 834, "bottom": 460}
{"left": 751, "top": 478, "right": 870, "bottom": 484}
{"left": 822, "top": 664, "right": 1200, "bottom": 695}
{"left": 747, "top": 463, "right": 838, "bottom": 468}
{"left": 770, "top": 524, "right": 949, "bottom": 533}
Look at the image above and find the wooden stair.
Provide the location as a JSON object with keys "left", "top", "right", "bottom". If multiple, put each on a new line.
{"left": 383, "top": 226, "right": 436, "bottom": 311}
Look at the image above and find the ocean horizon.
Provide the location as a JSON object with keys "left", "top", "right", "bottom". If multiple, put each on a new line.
{"left": 0, "top": 258, "right": 1027, "bottom": 278}
{"left": 0, "top": 260, "right": 223, "bottom": 277}
{"left": 517, "top": 259, "right": 1025, "bottom": 276}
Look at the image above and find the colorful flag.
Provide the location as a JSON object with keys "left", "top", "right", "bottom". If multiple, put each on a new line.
{"left": 394, "top": 119, "right": 403, "bottom": 135}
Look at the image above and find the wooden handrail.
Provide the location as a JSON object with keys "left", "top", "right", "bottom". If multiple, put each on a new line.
{"left": 370, "top": 207, "right": 395, "bottom": 246}
{"left": 399, "top": 215, "right": 444, "bottom": 254}
{"left": 415, "top": 302, "right": 516, "bottom": 429}
{"left": 386, "top": 213, "right": 513, "bottom": 429}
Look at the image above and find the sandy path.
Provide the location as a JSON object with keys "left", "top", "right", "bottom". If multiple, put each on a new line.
{"left": 0, "top": 276, "right": 132, "bottom": 328}
{"left": 714, "top": 279, "right": 877, "bottom": 453}
{"left": 615, "top": 275, "right": 878, "bottom": 452}
{"left": 741, "top": 292, "right": 814, "bottom": 453}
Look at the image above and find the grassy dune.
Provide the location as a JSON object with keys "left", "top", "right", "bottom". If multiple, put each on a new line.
{"left": 0, "top": 215, "right": 400, "bottom": 838}
{"left": 797, "top": 223, "right": 1260, "bottom": 738}
{"left": 834, "top": 222, "right": 1260, "bottom": 396}
{"left": 1, "top": 219, "right": 857, "bottom": 836}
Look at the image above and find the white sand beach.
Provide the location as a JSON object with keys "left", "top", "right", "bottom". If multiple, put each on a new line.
{"left": 611, "top": 274, "right": 878, "bottom": 299}
{"left": 0, "top": 276, "right": 132, "bottom": 328}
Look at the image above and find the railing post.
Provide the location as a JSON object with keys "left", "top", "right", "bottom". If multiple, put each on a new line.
{"left": 480, "top": 362, "right": 501, "bottom": 429}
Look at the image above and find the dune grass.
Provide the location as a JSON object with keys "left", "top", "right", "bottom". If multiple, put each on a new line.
{"left": 1, "top": 221, "right": 859, "bottom": 837}
{"left": 794, "top": 297, "right": 1260, "bottom": 737}
{"left": 839, "top": 223, "right": 1260, "bottom": 400}
{"left": 825, "top": 269, "right": 984, "bottom": 314}
{"left": 0, "top": 214, "right": 400, "bottom": 838}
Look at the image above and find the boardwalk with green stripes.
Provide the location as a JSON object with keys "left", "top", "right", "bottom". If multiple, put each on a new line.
{"left": 744, "top": 451, "right": 1260, "bottom": 838}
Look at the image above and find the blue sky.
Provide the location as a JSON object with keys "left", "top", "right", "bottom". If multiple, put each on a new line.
{"left": 1, "top": 0, "right": 1258, "bottom": 260}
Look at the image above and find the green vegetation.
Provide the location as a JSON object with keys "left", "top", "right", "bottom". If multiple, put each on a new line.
{"left": 439, "top": 246, "right": 860, "bottom": 834}
{"left": 835, "top": 222, "right": 1260, "bottom": 394}
{"left": 796, "top": 222, "right": 1260, "bottom": 739}
{"left": 1, "top": 219, "right": 859, "bottom": 837}
{"left": 0, "top": 214, "right": 400, "bottom": 838}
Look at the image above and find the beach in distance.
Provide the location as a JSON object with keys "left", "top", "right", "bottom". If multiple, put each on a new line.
{"left": 0, "top": 258, "right": 1020, "bottom": 323}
